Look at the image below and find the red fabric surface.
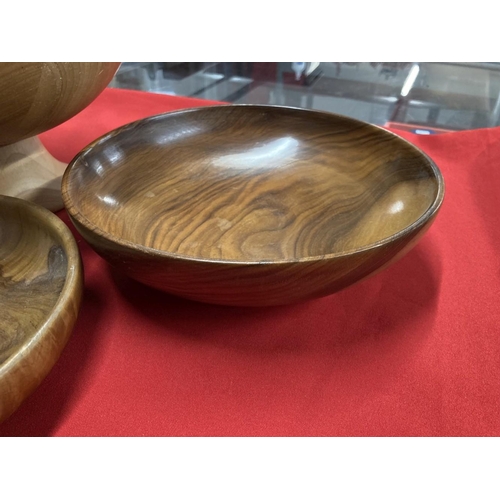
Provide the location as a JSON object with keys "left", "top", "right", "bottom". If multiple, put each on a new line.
{"left": 1, "top": 88, "right": 499, "bottom": 436}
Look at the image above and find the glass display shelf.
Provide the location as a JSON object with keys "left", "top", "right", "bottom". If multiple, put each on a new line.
{"left": 109, "top": 62, "right": 500, "bottom": 134}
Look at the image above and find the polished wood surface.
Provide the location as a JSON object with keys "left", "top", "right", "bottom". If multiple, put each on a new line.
{"left": 0, "top": 137, "right": 66, "bottom": 212}
{"left": 0, "top": 195, "right": 83, "bottom": 423}
{"left": 0, "top": 62, "right": 120, "bottom": 146}
{"left": 62, "top": 105, "right": 444, "bottom": 306}
{"left": 0, "top": 62, "right": 120, "bottom": 210}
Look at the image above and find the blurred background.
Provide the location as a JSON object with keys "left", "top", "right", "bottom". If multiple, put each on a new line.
{"left": 109, "top": 62, "right": 500, "bottom": 134}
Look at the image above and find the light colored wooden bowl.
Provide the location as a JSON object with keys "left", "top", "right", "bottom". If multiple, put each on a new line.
{"left": 0, "top": 62, "right": 120, "bottom": 146}
{"left": 0, "top": 62, "right": 120, "bottom": 210}
{"left": 62, "top": 105, "right": 444, "bottom": 306}
{"left": 0, "top": 195, "right": 83, "bottom": 423}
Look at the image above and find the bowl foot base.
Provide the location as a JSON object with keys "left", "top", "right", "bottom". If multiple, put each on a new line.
{"left": 0, "top": 137, "right": 66, "bottom": 212}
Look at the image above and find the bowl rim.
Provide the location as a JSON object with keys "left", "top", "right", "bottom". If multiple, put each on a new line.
{"left": 0, "top": 195, "right": 82, "bottom": 378}
{"left": 62, "top": 104, "right": 445, "bottom": 265}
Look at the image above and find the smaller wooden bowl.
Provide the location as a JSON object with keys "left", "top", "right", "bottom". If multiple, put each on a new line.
{"left": 62, "top": 105, "right": 444, "bottom": 306}
{"left": 0, "top": 195, "right": 83, "bottom": 423}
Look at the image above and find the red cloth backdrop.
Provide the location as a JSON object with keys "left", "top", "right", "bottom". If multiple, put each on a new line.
{"left": 1, "top": 88, "right": 499, "bottom": 436}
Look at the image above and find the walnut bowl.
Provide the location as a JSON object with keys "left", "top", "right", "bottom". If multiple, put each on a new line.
{"left": 62, "top": 105, "right": 444, "bottom": 306}
{"left": 0, "top": 195, "right": 82, "bottom": 423}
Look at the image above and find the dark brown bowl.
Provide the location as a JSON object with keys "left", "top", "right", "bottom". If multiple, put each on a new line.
{"left": 0, "top": 195, "right": 83, "bottom": 422}
{"left": 62, "top": 105, "right": 444, "bottom": 306}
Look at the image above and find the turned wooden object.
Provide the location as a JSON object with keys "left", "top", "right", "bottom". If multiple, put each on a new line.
{"left": 62, "top": 105, "right": 445, "bottom": 306}
{"left": 0, "top": 62, "right": 120, "bottom": 211}
{"left": 0, "top": 195, "right": 83, "bottom": 423}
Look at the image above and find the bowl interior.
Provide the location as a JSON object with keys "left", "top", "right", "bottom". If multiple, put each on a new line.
{"left": 0, "top": 198, "right": 69, "bottom": 364}
{"left": 64, "top": 106, "right": 442, "bottom": 263}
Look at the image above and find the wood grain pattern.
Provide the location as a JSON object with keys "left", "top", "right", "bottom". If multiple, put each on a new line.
{"left": 0, "top": 62, "right": 120, "bottom": 210}
{"left": 0, "top": 137, "right": 66, "bottom": 212}
{"left": 62, "top": 105, "right": 444, "bottom": 306}
{"left": 0, "top": 195, "right": 83, "bottom": 423}
{"left": 0, "top": 62, "right": 120, "bottom": 146}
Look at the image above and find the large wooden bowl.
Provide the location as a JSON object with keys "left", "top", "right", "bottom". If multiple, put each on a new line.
{"left": 0, "top": 62, "right": 120, "bottom": 146}
{"left": 0, "top": 62, "right": 120, "bottom": 210}
{"left": 62, "top": 105, "right": 444, "bottom": 306}
{"left": 0, "top": 195, "right": 83, "bottom": 423}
